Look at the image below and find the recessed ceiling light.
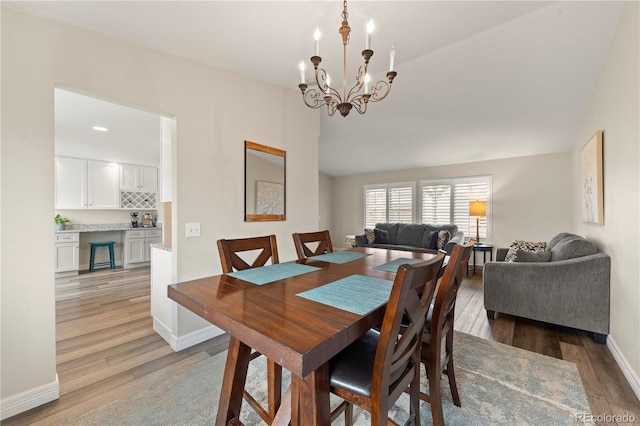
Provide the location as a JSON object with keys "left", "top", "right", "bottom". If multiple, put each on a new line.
{"left": 92, "top": 126, "right": 109, "bottom": 132}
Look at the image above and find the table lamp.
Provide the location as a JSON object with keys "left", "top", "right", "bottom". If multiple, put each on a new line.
{"left": 469, "top": 200, "right": 487, "bottom": 244}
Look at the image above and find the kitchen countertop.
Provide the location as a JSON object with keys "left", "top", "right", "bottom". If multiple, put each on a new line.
{"left": 55, "top": 223, "right": 162, "bottom": 234}
{"left": 150, "top": 243, "right": 172, "bottom": 252}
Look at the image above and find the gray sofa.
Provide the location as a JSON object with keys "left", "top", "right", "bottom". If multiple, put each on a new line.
{"left": 483, "top": 232, "right": 610, "bottom": 343}
{"left": 354, "top": 222, "right": 464, "bottom": 255}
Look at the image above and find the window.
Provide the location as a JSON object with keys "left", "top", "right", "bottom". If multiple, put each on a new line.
{"left": 364, "top": 183, "right": 414, "bottom": 228}
{"left": 420, "top": 176, "right": 492, "bottom": 242}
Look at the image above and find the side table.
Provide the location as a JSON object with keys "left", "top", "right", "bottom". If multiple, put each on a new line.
{"left": 469, "top": 243, "right": 493, "bottom": 276}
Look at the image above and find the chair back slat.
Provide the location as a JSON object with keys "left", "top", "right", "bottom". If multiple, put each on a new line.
{"left": 217, "top": 235, "right": 279, "bottom": 273}
{"left": 292, "top": 230, "right": 334, "bottom": 260}
{"left": 430, "top": 241, "right": 474, "bottom": 339}
{"left": 372, "top": 253, "right": 445, "bottom": 403}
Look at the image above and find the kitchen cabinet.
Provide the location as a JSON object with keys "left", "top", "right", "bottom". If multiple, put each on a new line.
{"left": 120, "top": 164, "right": 158, "bottom": 193}
{"left": 55, "top": 232, "right": 79, "bottom": 276}
{"left": 88, "top": 160, "right": 119, "bottom": 209}
{"left": 55, "top": 157, "right": 119, "bottom": 209}
{"left": 124, "top": 229, "right": 162, "bottom": 268}
{"left": 55, "top": 157, "right": 87, "bottom": 209}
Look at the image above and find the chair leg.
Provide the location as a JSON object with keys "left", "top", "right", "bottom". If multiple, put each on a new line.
{"left": 427, "top": 347, "right": 445, "bottom": 426}
{"left": 109, "top": 243, "right": 115, "bottom": 269}
{"left": 409, "top": 363, "right": 421, "bottom": 426}
{"left": 89, "top": 244, "right": 96, "bottom": 272}
{"left": 445, "top": 329, "right": 461, "bottom": 407}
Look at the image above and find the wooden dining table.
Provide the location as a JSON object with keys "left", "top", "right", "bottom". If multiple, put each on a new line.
{"left": 168, "top": 247, "right": 441, "bottom": 425}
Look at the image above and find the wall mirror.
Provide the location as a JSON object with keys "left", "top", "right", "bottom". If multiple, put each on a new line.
{"left": 245, "top": 140, "right": 286, "bottom": 221}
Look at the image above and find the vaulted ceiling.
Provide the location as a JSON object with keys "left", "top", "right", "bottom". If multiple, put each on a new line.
{"left": 5, "top": 1, "right": 625, "bottom": 176}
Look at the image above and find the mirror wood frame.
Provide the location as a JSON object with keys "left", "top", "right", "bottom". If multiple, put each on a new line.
{"left": 244, "top": 140, "right": 286, "bottom": 222}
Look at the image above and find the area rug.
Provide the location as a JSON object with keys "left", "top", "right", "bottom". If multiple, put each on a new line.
{"left": 70, "top": 332, "right": 593, "bottom": 425}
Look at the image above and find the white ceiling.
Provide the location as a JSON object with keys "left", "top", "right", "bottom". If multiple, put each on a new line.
{"left": 7, "top": 1, "right": 624, "bottom": 177}
{"left": 54, "top": 88, "right": 162, "bottom": 166}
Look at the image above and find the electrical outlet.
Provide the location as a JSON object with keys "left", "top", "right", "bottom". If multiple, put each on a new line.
{"left": 186, "top": 222, "right": 201, "bottom": 238}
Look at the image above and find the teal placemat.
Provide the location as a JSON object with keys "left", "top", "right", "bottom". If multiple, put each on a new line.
{"left": 374, "top": 257, "right": 426, "bottom": 272}
{"left": 227, "top": 262, "right": 320, "bottom": 285}
{"left": 309, "top": 251, "right": 371, "bottom": 264}
{"left": 296, "top": 274, "right": 393, "bottom": 315}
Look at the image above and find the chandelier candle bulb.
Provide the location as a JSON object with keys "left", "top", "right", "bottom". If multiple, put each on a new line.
{"left": 326, "top": 75, "right": 331, "bottom": 94}
{"left": 390, "top": 46, "right": 396, "bottom": 72}
{"left": 314, "top": 28, "right": 321, "bottom": 56}
{"left": 299, "top": 61, "right": 306, "bottom": 84}
{"left": 364, "top": 74, "right": 370, "bottom": 94}
{"left": 366, "top": 20, "right": 374, "bottom": 50}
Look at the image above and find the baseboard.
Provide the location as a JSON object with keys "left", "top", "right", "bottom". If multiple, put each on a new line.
{"left": 0, "top": 375, "right": 59, "bottom": 421}
{"left": 159, "top": 323, "right": 224, "bottom": 352}
{"left": 152, "top": 317, "right": 173, "bottom": 347}
{"left": 607, "top": 335, "right": 640, "bottom": 400}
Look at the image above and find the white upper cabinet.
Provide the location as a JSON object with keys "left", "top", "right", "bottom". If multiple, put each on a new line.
{"left": 88, "top": 160, "right": 119, "bottom": 209}
{"left": 120, "top": 164, "right": 158, "bottom": 193}
{"left": 55, "top": 157, "right": 88, "bottom": 209}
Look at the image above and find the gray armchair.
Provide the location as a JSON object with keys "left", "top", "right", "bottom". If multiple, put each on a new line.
{"left": 483, "top": 233, "right": 610, "bottom": 343}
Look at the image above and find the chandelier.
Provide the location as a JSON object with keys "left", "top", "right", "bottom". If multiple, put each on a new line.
{"left": 297, "top": 0, "right": 397, "bottom": 117}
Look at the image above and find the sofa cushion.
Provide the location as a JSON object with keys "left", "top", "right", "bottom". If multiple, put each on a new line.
{"left": 427, "top": 224, "right": 458, "bottom": 236}
{"left": 505, "top": 240, "right": 547, "bottom": 262}
{"left": 548, "top": 232, "right": 576, "bottom": 250}
{"left": 373, "top": 228, "right": 391, "bottom": 244}
{"left": 396, "top": 223, "right": 426, "bottom": 247}
{"left": 551, "top": 235, "right": 598, "bottom": 261}
{"left": 423, "top": 230, "right": 439, "bottom": 249}
{"left": 514, "top": 249, "right": 552, "bottom": 262}
{"left": 365, "top": 228, "right": 375, "bottom": 244}
{"left": 375, "top": 223, "right": 399, "bottom": 244}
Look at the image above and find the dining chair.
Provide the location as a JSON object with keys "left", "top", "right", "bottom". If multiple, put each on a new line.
{"left": 329, "top": 252, "right": 446, "bottom": 426}
{"left": 420, "top": 241, "right": 474, "bottom": 426}
{"left": 291, "top": 230, "right": 334, "bottom": 260}
{"left": 216, "top": 235, "right": 282, "bottom": 423}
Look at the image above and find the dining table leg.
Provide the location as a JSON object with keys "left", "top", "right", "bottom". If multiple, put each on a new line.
{"left": 268, "top": 359, "right": 283, "bottom": 419}
{"left": 216, "top": 336, "right": 252, "bottom": 426}
{"left": 291, "top": 362, "right": 331, "bottom": 426}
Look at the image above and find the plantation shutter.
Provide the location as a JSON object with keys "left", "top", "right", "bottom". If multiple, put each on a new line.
{"left": 421, "top": 184, "right": 452, "bottom": 225}
{"left": 388, "top": 185, "right": 413, "bottom": 223}
{"left": 453, "top": 178, "right": 490, "bottom": 240}
{"left": 364, "top": 183, "right": 414, "bottom": 228}
{"left": 364, "top": 187, "right": 387, "bottom": 228}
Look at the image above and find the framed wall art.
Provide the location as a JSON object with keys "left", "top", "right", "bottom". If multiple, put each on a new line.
{"left": 581, "top": 130, "right": 603, "bottom": 225}
{"left": 255, "top": 180, "right": 285, "bottom": 215}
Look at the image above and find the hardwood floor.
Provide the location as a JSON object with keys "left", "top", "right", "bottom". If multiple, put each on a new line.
{"left": 3, "top": 266, "right": 639, "bottom": 425}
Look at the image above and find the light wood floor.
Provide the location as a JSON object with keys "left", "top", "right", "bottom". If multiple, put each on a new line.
{"left": 3, "top": 266, "right": 639, "bottom": 425}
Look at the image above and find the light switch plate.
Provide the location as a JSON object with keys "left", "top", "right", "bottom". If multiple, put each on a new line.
{"left": 186, "top": 222, "right": 201, "bottom": 238}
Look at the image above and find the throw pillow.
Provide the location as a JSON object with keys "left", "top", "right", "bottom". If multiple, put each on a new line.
{"left": 364, "top": 228, "right": 375, "bottom": 244}
{"left": 423, "top": 230, "right": 439, "bottom": 249}
{"left": 373, "top": 228, "right": 391, "bottom": 244}
{"left": 436, "top": 230, "right": 450, "bottom": 250}
{"left": 513, "top": 249, "right": 552, "bottom": 262}
{"left": 505, "top": 240, "right": 547, "bottom": 262}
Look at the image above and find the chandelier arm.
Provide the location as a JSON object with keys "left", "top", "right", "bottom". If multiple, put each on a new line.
{"left": 313, "top": 67, "right": 344, "bottom": 103}
{"left": 345, "top": 64, "right": 367, "bottom": 101}
{"left": 350, "top": 97, "right": 368, "bottom": 114}
{"left": 366, "top": 80, "right": 392, "bottom": 103}
{"left": 301, "top": 88, "right": 330, "bottom": 109}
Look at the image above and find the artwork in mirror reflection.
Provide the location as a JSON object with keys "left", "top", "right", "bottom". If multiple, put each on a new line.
{"left": 245, "top": 140, "right": 286, "bottom": 221}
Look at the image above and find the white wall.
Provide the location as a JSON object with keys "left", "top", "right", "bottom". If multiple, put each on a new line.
{"left": 571, "top": 1, "right": 639, "bottom": 393}
{"left": 318, "top": 172, "right": 334, "bottom": 238}
{"left": 0, "top": 7, "right": 319, "bottom": 418}
{"left": 331, "top": 152, "right": 573, "bottom": 252}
